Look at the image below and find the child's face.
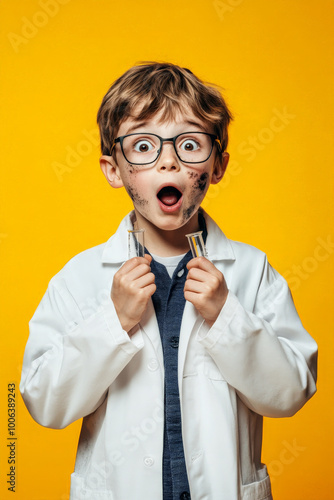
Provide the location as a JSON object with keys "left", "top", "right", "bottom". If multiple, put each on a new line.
{"left": 100, "top": 107, "right": 229, "bottom": 233}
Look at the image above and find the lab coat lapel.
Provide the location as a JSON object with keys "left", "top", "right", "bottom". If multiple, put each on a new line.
{"left": 178, "top": 300, "right": 202, "bottom": 397}
{"left": 139, "top": 299, "right": 164, "bottom": 369}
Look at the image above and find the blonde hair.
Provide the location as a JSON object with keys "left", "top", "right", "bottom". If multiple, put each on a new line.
{"left": 97, "top": 62, "right": 233, "bottom": 156}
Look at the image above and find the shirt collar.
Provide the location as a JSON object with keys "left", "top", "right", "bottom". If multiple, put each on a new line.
{"left": 101, "top": 209, "right": 235, "bottom": 264}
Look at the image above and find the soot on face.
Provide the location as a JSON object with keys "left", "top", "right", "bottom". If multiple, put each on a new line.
{"left": 127, "top": 163, "right": 140, "bottom": 175}
{"left": 187, "top": 171, "right": 209, "bottom": 192}
{"left": 181, "top": 172, "right": 210, "bottom": 224}
{"left": 197, "top": 173, "right": 209, "bottom": 192}
{"left": 126, "top": 185, "right": 148, "bottom": 207}
{"left": 183, "top": 204, "right": 196, "bottom": 222}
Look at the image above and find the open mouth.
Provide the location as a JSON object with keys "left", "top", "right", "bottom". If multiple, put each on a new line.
{"left": 157, "top": 186, "right": 182, "bottom": 207}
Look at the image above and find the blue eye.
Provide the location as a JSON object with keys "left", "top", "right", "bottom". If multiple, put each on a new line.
{"left": 180, "top": 139, "right": 200, "bottom": 152}
{"left": 133, "top": 140, "right": 154, "bottom": 153}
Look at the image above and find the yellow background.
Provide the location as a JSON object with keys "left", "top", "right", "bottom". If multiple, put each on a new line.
{"left": 1, "top": 0, "right": 333, "bottom": 498}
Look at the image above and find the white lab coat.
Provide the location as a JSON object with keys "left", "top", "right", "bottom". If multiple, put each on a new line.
{"left": 20, "top": 210, "right": 317, "bottom": 500}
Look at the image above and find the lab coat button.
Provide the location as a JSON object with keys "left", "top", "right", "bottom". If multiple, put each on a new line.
{"left": 170, "top": 336, "right": 179, "bottom": 348}
{"left": 177, "top": 268, "right": 185, "bottom": 277}
{"left": 180, "top": 492, "right": 190, "bottom": 500}
{"left": 143, "top": 456, "right": 154, "bottom": 467}
{"left": 147, "top": 358, "right": 159, "bottom": 371}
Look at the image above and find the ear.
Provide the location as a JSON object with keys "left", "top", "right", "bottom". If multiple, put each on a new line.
{"left": 99, "top": 155, "right": 124, "bottom": 189}
{"left": 210, "top": 152, "right": 229, "bottom": 185}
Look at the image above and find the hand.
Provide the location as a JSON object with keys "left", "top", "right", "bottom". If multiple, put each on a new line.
{"left": 184, "top": 257, "right": 228, "bottom": 327}
{"left": 111, "top": 255, "right": 156, "bottom": 334}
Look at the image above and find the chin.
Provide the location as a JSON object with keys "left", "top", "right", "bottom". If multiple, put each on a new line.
{"left": 145, "top": 214, "right": 181, "bottom": 232}
{"left": 155, "top": 220, "right": 182, "bottom": 232}
{"left": 136, "top": 205, "right": 199, "bottom": 232}
{"left": 158, "top": 215, "right": 196, "bottom": 232}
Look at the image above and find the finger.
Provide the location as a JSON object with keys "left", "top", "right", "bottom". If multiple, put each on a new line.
{"left": 133, "top": 272, "right": 156, "bottom": 289}
{"left": 144, "top": 283, "right": 157, "bottom": 297}
{"left": 186, "top": 267, "right": 211, "bottom": 283}
{"left": 127, "top": 280, "right": 156, "bottom": 301}
{"left": 125, "top": 262, "right": 153, "bottom": 282}
{"left": 116, "top": 257, "right": 150, "bottom": 276}
{"left": 184, "top": 279, "right": 205, "bottom": 294}
{"left": 186, "top": 267, "right": 223, "bottom": 294}
{"left": 184, "top": 290, "right": 201, "bottom": 304}
{"left": 120, "top": 256, "right": 151, "bottom": 274}
{"left": 187, "top": 257, "right": 221, "bottom": 278}
{"left": 185, "top": 276, "right": 218, "bottom": 295}
{"left": 144, "top": 254, "right": 152, "bottom": 264}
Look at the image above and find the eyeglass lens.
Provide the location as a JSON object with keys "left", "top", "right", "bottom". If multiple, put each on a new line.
{"left": 122, "top": 133, "right": 213, "bottom": 164}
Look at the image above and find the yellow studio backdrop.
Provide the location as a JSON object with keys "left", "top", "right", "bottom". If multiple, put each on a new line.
{"left": 0, "top": 0, "right": 333, "bottom": 498}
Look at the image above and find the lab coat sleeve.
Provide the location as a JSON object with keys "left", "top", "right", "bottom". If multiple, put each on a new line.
{"left": 20, "top": 278, "right": 144, "bottom": 429}
{"left": 197, "top": 266, "right": 318, "bottom": 418}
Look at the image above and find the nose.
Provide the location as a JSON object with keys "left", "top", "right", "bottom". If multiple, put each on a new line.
{"left": 156, "top": 141, "right": 180, "bottom": 172}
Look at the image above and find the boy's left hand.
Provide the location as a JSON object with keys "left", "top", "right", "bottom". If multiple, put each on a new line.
{"left": 184, "top": 257, "right": 228, "bottom": 327}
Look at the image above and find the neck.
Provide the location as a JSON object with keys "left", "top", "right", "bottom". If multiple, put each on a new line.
{"left": 133, "top": 211, "right": 200, "bottom": 257}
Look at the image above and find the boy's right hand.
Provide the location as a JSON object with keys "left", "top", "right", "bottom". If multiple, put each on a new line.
{"left": 111, "top": 255, "right": 156, "bottom": 334}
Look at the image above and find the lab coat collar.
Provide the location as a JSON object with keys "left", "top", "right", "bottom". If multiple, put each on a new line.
{"left": 101, "top": 209, "right": 236, "bottom": 264}
{"left": 203, "top": 209, "right": 235, "bottom": 262}
{"left": 101, "top": 212, "right": 136, "bottom": 264}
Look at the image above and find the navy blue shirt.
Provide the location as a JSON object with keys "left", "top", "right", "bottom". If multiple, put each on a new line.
{"left": 150, "top": 214, "right": 207, "bottom": 500}
{"left": 151, "top": 252, "right": 192, "bottom": 500}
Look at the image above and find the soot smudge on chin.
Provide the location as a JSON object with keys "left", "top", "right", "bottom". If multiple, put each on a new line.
{"left": 183, "top": 204, "right": 196, "bottom": 222}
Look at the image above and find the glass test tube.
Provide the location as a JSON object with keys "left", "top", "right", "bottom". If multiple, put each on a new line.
{"left": 128, "top": 229, "right": 145, "bottom": 259}
{"left": 186, "top": 231, "right": 208, "bottom": 258}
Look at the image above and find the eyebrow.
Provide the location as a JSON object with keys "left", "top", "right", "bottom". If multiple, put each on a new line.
{"left": 124, "top": 122, "right": 148, "bottom": 135}
{"left": 183, "top": 120, "right": 206, "bottom": 131}
{"left": 123, "top": 120, "right": 207, "bottom": 136}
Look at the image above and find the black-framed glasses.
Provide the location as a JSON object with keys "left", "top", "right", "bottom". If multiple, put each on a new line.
{"left": 110, "top": 132, "right": 222, "bottom": 166}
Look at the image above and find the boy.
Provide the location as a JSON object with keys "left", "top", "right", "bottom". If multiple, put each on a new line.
{"left": 20, "top": 63, "right": 317, "bottom": 500}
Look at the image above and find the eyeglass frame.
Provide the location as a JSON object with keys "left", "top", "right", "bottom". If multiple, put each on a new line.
{"left": 110, "top": 131, "right": 223, "bottom": 166}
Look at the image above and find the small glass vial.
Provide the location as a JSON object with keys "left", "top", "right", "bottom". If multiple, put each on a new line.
{"left": 128, "top": 229, "right": 145, "bottom": 259}
{"left": 186, "top": 231, "right": 208, "bottom": 258}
